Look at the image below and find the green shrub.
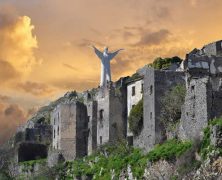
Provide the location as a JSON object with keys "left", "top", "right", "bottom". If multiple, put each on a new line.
{"left": 160, "top": 84, "right": 186, "bottom": 129}
{"left": 147, "top": 139, "right": 193, "bottom": 162}
{"left": 126, "top": 73, "right": 142, "bottom": 83}
{"left": 67, "top": 139, "right": 192, "bottom": 179}
{"left": 149, "top": 56, "right": 182, "bottom": 70}
{"left": 200, "top": 118, "right": 222, "bottom": 159}
{"left": 128, "top": 99, "right": 143, "bottom": 136}
{"left": 0, "top": 172, "right": 10, "bottom": 180}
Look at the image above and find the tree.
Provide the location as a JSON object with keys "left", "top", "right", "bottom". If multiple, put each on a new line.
{"left": 160, "top": 84, "right": 186, "bottom": 129}
{"left": 128, "top": 99, "right": 143, "bottom": 136}
{"left": 149, "top": 56, "right": 182, "bottom": 70}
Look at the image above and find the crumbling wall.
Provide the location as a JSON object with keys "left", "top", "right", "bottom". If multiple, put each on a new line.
{"left": 203, "top": 40, "right": 222, "bottom": 56}
{"left": 109, "top": 86, "right": 127, "bottom": 142}
{"left": 96, "top": 88, "right": 110, "bottom": 145}
{"left": 179, "top": 77, "right": 209, "bottom": 140}
{"left": 85, "top": 101, "right": 97, "bottom": 155}
{"left": 179, "top": 49, "right": 222, "bottom": 140}
{"left": 76, "top": 102, "right": 88, "bottom": 157}
{"left": 51, "top": 102, "right": 88, "bottom": 161}
{"left": 96, "top": 81, "right": 127, "bottom": 146}
{"left": 133, "top": 68, "right": 155, "bottom": 151}
{"left": 134, "top": 68, "right": 185, "bottom": 152}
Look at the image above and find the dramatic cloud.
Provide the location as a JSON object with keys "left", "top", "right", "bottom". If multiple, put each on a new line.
{"left": 0, "top": 103, "right": 27, "bottom": 145}
{"left": 135, "top": 29, "right": 171, "bottom": 46}
{"left": 0, "top": 7, "right": 38, "bottom": 78}
{"left": 0, "top": 95, "right": 10, "bottom": 102}
{"left": 0, "top": 0, "right": 222, "bottom": 143}
{"left": 77, "top": 39, "right": 106, "bottom": 48}
{"left": 0, "top": 60, "right": 20, "bottom": 84}
{"left": 17, "top": 81, "right": 55, "bottom": 97}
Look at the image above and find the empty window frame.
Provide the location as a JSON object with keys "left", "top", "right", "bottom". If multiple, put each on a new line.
{"left": 150, "top": 85, "right": 153, "bottom": 95}
{"left": 100, "top": 136, "right": 102, "bottom": 145}
{"left": 99, "top": 109, "right": 104, "bottom": 120}
{"left": 132, "top": 86, "right": 136, "bottom": 96}
{"left": 141, "top": 83, "right": 144, "bottom": 93}
{"left": 150, "top": 112, "right": 153, "bottom": 119}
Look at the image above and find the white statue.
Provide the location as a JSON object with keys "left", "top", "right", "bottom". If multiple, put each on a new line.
{"left": 90, "top": 46, "right": 124, "bottom": 87}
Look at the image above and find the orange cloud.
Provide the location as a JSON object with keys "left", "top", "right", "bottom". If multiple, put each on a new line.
{"left": 0, "top": 95, "right": 10, "bottom": 102}
{"left": 0, "top": 103, "right": 27, "bottom": 145}
{"left": 0, "top": 60, "right": 20, "bottom": 84}
{"left": 17, "top": 81, "right": 55, "bottom": 97}
{"left": 0, "top": 8, "right": 38, "bottom": 79}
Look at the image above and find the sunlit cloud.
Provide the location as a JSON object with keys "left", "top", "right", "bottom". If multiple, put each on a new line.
{"left": 0, "top": 7, "right": 38, "bottom": 79}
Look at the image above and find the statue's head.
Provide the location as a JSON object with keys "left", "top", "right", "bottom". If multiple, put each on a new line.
{"left": 104, "top": 46, "right": 109, "bottom": 53}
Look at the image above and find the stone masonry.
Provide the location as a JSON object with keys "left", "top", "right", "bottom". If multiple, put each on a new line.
{"left": 11, "top": 40, "right": 222, "bottom": 167}
{"left": 51, "top": 101, "right": 88, "bottom": 161}
{"left": 133, "top": 67, "right": 185, "bottom": 152}
{"left": 179, "top": 40, "right": 222, "bottom": 140}
{"left": 96, "top": 81, "right": 127, "bottom": 145}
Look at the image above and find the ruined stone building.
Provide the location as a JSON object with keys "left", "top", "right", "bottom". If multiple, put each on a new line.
{"left": 179, "top": 40, "right": 222, "bottom": 140}
{"left": 96, "top": 84, "right": 127, "bottom": 146}
{"left": 129, "top": 67, "right": 185, "bottom": 151}
{"left": 10, "top": 40, "right": 222, "bottom": 166}
{"left": 51, "top": 102, "right": 88, "bottom": 160}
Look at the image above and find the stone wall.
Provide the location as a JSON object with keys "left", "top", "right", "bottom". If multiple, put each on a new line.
{"left": 179, "top": 77, "right": 209, "bottom": 140}
{"left": 96, "top": 81, "right": 127, "bottom": 146}
{"left": 51, "top": 102, "right": 88, "bottom": 161}
{"left": 14, "top": 124, "right": 52, "bottom": 146}
{"left": 85, "top": 101, "right": 97, "bottom": 155}
{"left": 109, "top": 85, "right": 127, "bottom": 142}
{"left": 179, "top": 48, "right": 222, "bottom": 140}
{"left": 96, "top": 87, "right": 110, "bottom": 145}
{"left": 134, "top": 67, "right": 185, "bottom": 152}
{"left": 76, "top": 102, "right": 88, "bottom": 157}
{"left": 203, "top": 40, "right": 222, "bottom": 56}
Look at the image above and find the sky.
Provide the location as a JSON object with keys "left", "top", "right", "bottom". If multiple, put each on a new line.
{"left": 0, "top": 0, "right": 222, "bottom": 144}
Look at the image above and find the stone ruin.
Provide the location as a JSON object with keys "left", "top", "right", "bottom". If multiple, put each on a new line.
{"left": 5, "top": 40, "right": 222, "bottom": 171}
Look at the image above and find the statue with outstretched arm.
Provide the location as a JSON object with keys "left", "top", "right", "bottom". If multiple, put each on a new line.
{"left": 90, "top": 45, "right": 124, "bottom": 87}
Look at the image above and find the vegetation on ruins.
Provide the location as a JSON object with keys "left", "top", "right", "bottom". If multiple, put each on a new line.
{"left": 128, "top": 98, "right": 143, "bottom": 136}
{"left": 149, "top": 56, "right": 182, "bottom": 70}
{"left": 199, "top": 118, "right": 222, "bottom": 160}
{"left": 160, "top": 84, "right": 186, "bottom": 130}
{"left": 47, "top": 139, "right": 192, "bottom": 179}
{"left": 14, "top": 118, "right": 222, "bottom": 179}
{"left": 126, "top": 72, "right": 142, "bottom": 83}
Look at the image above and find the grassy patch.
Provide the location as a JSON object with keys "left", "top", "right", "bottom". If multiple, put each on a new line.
{"left": 200, "top": 118, "right": 222, "bottom": 159}
{"left": 147, "top": 139, "right": 192, "bottom": 162}
{"left": 19, "top": 158, "right": 46, "bottom": 167}
{"left": 59, "top": 139, "right": 192, "bottom": 179}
